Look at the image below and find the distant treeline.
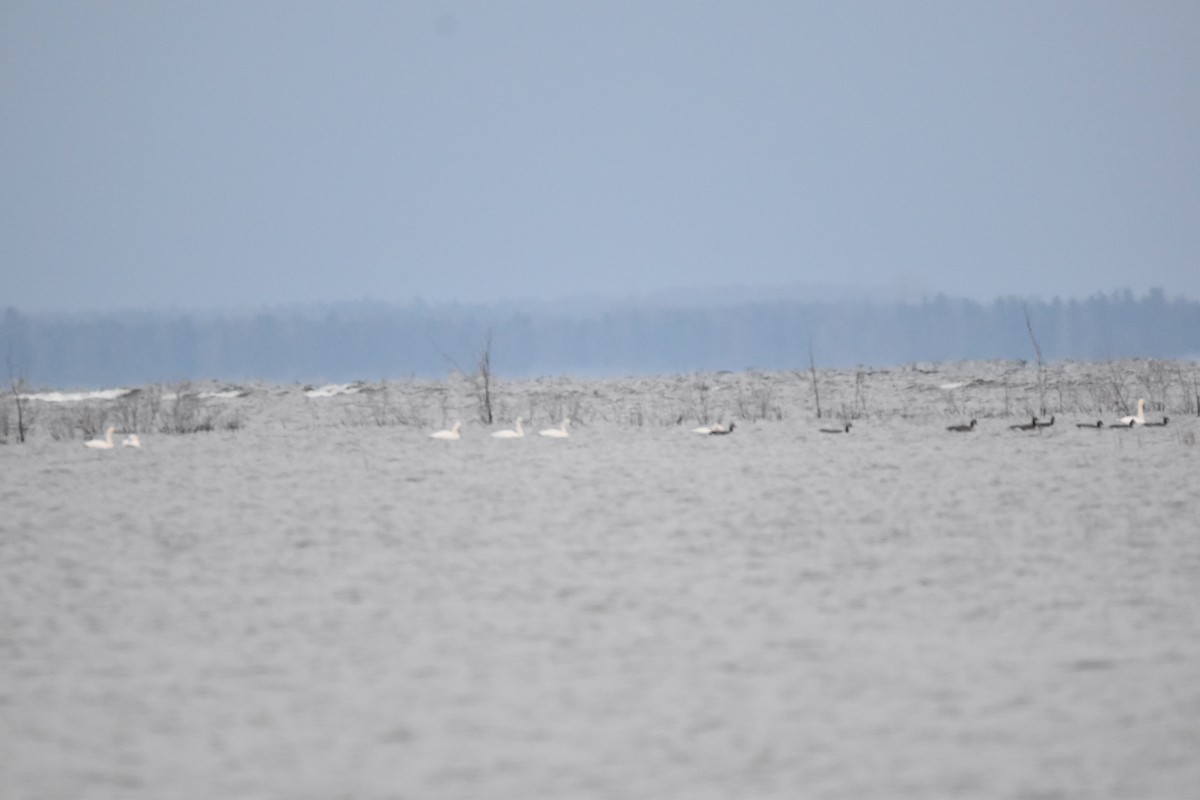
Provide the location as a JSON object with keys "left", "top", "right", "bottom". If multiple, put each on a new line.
{"left": 3, "top": 289, "right": 1198, "bottom": 387}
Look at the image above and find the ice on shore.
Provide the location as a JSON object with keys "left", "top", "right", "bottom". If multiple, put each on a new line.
{"left": 20, "top": 388, "right": 135, "bottom": 403}
{"left": 303, "top": 383, "right": 365, "bottom": 398}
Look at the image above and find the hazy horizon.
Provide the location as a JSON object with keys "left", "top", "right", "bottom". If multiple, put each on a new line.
{"left": 4, "top": 2, "right": 1199, "bottom": 314}
{"left": 6, "top": 288, "right": 1198, "bottom": 390}
{"left": 5, "top": 281, "right": 1196, "bottom": 321}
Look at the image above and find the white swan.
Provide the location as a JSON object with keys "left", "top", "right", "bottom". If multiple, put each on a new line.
{"left": 539, "top": 418, "right": 570, "bottom": 438}
{"left": 1119, "top": 398, "right": 1146, "bottom": 426}
{"left": 491, "top": 417, "right": 525, "bottom": 439}
{"left": 430, "top": 421, "right": 463, "bottom": 440}
{"left": 84, "top": 425, "right": 116, "bottom": 450}
{"left": 121, "top": 434, "right": 141, "bottom": 448}
{"left": 691, "top": 425, "right": 712, "bottom": 435}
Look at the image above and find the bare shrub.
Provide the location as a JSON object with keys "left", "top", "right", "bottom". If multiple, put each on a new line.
{"left": 853, "top": 370, "right": 869, "bottom": 418}
{"left": 1106, "top": 361, "right": 1132, "bottom": 415}
{"left": 6, "top": 352, "right": 33, "bottom": 443}
{"left": 1023, "top": 303, "right": 1048, "bottom": 416}
{"left": 735, "top": 378, "right": 782, "bottom": 422}
{"left": 629, "top": 404, "right": 644, "bottom": 427}
{"left": 431, "top": 383, "right": 452, "bottom": 428}
{"left": 691, "top": 379, "right": 712, "bottom": 425}
{"left": 364, "top": 382, "right": 399, "bottom": 427}
{"left": 160, "top": 383, "right": 219, "bottom": 434}
{"left": 113, "top": 385, "right": 162, "bottom": 434}
{"left": 564, "top": 393, "right": 585, "bottom": 426}
{"left": 356, "top": 381, "right": 430, "bottom": 428}
{"left": 44, "top": 411, "right": 75, "bottom": 441}
{"left": 72, "top": 404, "right": 109, "bottom": 439}
{"left": 1172, "top": 365, "right": 1197, "bottom": 416}
{"left": 807, "top": 344, "right": 822, "bottom": 419}
{"left": 476, "top": 332, "right": 495, "bottom": 425}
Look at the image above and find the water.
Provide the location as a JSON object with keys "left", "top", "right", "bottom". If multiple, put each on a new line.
{"left": 3, "top": 362, "right": 1198, "bottom": 798}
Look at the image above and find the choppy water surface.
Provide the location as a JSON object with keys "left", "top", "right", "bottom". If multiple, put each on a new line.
{"left": 3, "top": 362, "right": 1199, "bottom": 798}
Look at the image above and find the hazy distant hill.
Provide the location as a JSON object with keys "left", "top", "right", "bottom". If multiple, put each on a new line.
{"left": 3, "top": 289, "right": 1197, "bottom": 387}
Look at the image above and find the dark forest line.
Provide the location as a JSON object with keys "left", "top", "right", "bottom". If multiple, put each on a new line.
{"left": 3, "top": 289, "right": 1197, "bottom": 388}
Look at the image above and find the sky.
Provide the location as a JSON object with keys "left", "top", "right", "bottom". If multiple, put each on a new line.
{"left": 3, "top": 1, "right": 1199, "bottom": 313}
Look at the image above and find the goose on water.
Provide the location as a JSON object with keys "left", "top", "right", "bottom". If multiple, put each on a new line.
{"left": 1076, "top": 420, "right": 1104, "bottom": 429}
{"left": 820, "top": 423, "right": 852, "bottom": 434}
{"left": 947, "top": 419, "right": 977, "bottom": 432}
{"left": 1009, "top": 416, "right": 1039, "bottom": 431}
{"left": 1034, "top": 415, "right": 1056, "bottom": 428}
{"left": 430, "top": 421, "right": 463, "bottom": 440}
{"left": 84, "top": 425, "right": 116, "bottom": 449}
{"left": 1144, "top": 416, "right": 1169, "bottom": 428}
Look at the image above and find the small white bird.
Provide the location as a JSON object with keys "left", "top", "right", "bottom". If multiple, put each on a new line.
{"left": 491, "top": 417, "right": 525, "bottom": 439}
{"left": 1119, "top": 398, "right": 1146, "bottom": 427}
{"left": 430, "top": 421, "right": 463, "bottom": 440}
{"left": 84, "top": 425, "right": 116, "bottom": 450}
{"left": 121, "top": 434, "right": 141, "bottom": 448}
{"left": 539, "top": 418, "right": 570, "bottom": 438}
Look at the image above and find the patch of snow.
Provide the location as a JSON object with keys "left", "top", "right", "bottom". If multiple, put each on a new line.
{"left": 304, "top": 383, "right": 363, "bottom": 398}
{"left": 21, "top": 388, "right": 135, "bottom": 403}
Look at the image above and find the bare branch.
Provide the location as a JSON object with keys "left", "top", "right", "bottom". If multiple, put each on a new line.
{"left": 808, "top": 341, "right": 822, "bottom": 419}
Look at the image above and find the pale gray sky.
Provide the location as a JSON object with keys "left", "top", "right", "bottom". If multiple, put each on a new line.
{"left": 3, "top": 1, "right": 1198, "bottom": 312}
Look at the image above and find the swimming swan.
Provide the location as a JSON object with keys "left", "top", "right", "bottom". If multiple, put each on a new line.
{"left": 947, "top": 419, "right": 977, "bottom": 432}
{"left": 539, "top": 418, "right": 570, "bottom": 438}
{"left": 121, "top": 434, "right": 141, "bottom": 448}
{"left": 84, "top": 425, "right": 116, "bottom": 449}
{"left": 1119, "top": 398, "right": 1146, "bottom": 427}
{"left": 491, "top": 417, "right": 525, "bottom": 439}
{"left": 430, "top": 421, "right": 463, "bottom": 440}
{"left": 708, "top": 422, "right": 736, "bottom": 435}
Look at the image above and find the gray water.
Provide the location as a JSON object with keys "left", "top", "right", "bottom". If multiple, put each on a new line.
{"left": 3, "top": 361, "right": 1199, "bottom": 798}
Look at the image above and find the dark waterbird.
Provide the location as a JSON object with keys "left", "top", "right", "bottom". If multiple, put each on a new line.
{"left": 1009, "top": 416, "right": 1039, "bottom": 431}
{"left": 820, "top": 423, "right": 852, "bottom": 434}
{"left": 1034, "top": 415, "right": 1055, "bottom": 428}
{"left": 1076, "top": 420, "right": 1105, "bottom": 429}
{"left": 1144, "top": 416, "right": 1170, "bottom": 427}
{"left": 947, "top": 419, "right": 977, "bottom": 432}
{"left": 708, "top": 422, "right": 736, "bottom": 436}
